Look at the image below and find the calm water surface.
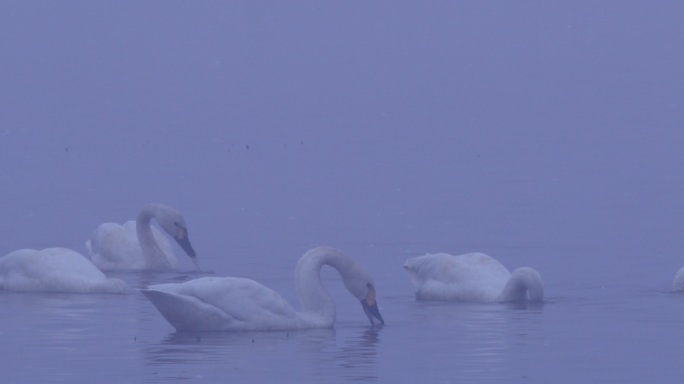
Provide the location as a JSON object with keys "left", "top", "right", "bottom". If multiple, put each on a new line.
{"left": 2, "top": 238, "right": 684, "bottom": 383}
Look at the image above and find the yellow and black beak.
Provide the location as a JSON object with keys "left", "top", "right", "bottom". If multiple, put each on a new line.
{"left": 174, "top": 225, "right": 200, "bottom": 270}
{"left": 360, "top": 284, "right": 384, "bottom": 326}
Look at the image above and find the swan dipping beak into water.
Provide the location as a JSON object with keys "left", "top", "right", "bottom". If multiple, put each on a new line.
{"left": 404, "top": 252, "right": 544, "bottom": 303}
{"left": 360, "top": 282, "right": 383, "bottom": 326}
{"left": 86, "top": 203, "right": 200, "bottom": 271}
{"left": 141, "top": 246, "right": 384, "bottom": 331}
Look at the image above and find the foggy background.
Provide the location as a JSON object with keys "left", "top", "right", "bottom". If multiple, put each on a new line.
{"left": 1, "top": 2, "right": 683, "bottom": 288}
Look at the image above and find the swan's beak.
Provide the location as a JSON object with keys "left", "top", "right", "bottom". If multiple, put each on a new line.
{"left": 361, "top": 285, "right": 384, "bottom": 326}
{"left": 174, "top": 226, "right": 200, "bottom": 270}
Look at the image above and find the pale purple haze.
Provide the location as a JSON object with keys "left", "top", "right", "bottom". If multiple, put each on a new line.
{"left": 1, "top": 2, "right": 684, "bottom": 383}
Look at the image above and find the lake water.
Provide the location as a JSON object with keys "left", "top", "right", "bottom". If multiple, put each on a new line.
{"left": 2, "top": 231, "right": 684, "bottom": 383}
{"left": 2, "top": 2, "right": 684, "bottom": 383}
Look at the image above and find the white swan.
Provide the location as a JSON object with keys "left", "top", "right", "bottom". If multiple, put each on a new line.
{"left": 86, "top": 204, "right": 199, "bottom": 271}
{"left": 141, "top": 246, "right": 384, "bottom": 331}
{"left": 0, "top": 248, "right": 127, "bottom": 293}
{"left": 403, "top": 252, "right": 544, "bottom": 303}
{"left": 673, "top": 267, "right": 684, "bottom": 291}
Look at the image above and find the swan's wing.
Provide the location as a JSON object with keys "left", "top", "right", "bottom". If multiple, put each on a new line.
{"left": 404, "top": 252, "right": 510, "bottom": 302}
{"left": 87, "top": 222, "right": 142, "bottom": 270}
{"left": 144, "top": 277, "right": 300, "bottom": 331}
{"left": 141, "top": 289, "right": 233, "bottom": 331}
{"left": 404, "top": 252, "right": 507, "bottom": 282}
{"left": 88, "top": 221, "right": 178, "bottom": 271}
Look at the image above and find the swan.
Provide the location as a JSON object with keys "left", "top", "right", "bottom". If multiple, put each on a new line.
{"left": 673, "top": 267, "right": 684, "bottom": 291}
{"left": 86, "top": 204, "right": 199, "bottom": 271}
{"left": 0, "top": 248, "right": 127, "bottom": 293}
{"left": 141, "top": 246, "right": 384, "bottom": 331}
{"left": 403, "top": 252, "right": 544, "bottom": 303}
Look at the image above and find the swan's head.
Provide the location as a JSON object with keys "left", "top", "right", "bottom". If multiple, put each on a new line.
{"left": 299, "top": 246, "right": 385, "bottom": 326}
{"left": 499, "top": 267, "right": 544, "bottom": 303}
{"left": 360, "top": 283, "right": 384, "bottom": 326}
{"left": 152, "top": 205, "right": 199, "bottom": 267}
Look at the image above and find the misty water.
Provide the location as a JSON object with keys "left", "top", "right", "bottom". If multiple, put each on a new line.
{"left": 2, "top": 2, "right": 684, "bottom": 383}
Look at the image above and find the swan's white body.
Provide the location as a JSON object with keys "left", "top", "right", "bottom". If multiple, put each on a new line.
{"left": 86, "top": 204, "right": 199, "bottom": 271}
{"left": 87, "top": 221, "right": 175, "bottom": 271}
{"left": 673, "top": 267, "right": 684, "bottom": 291}
{"left": 403, "top": 252, "right": 544, "bottom": 303}
{"left": 142, "top": 246, "right": 384, "bottom": 331}
{"left": 0, "top": 248, "right": 127, "bottom": 294}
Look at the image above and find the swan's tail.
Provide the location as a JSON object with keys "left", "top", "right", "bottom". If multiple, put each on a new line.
{"left": 498, "top": 267, "right": 544, "bottom": 303}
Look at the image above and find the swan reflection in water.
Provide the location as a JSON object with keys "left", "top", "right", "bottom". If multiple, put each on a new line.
{"left": 141, "top": 327, "right": 382, "bottom": 382}
{"left": 332, "top": 327, "right": 381, "bottom": 382}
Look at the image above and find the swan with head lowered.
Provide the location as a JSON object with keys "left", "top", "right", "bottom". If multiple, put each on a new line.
{"left": 0, "top": 247, "right": 127, "bottom": 293}
{"left": 86, "top": 204, "right": 199, "bottom": 271}
{"left": 141, "top": 246, "right": 384, "bottom": 331}
{"left": 403, "top": 252, "right": 544, "bottom": 303}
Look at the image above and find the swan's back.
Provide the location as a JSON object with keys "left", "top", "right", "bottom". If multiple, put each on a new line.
{"left": 404, "top": 252, "right": 511, "bottom": 302}
{"left": 0, "top": 248, "right": 127, "bottom": 293}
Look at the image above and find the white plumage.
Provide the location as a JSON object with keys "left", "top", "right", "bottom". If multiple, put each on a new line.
{"left": 86, "top": 204, "right": 199, "bottom": 271}
{"left": 673, "top": 267, "right": 684, "bottom": 291}
{"left": 404, "top": 252, "right": 543, "bottom": 303}
{"left": 142, "top": 246, "right": 384, "bottom": 331}
{"left": 0, "top": 248, "right": 127, "bottom": 294}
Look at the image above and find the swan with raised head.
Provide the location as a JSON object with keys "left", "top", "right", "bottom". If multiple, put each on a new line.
{"left": 403, "top": 252, "right": 544, "bottom": 303}
{"left": 673, "top": 267, "right": 684, "bottom": 291}
{"left": 141, "top": 246, "right": 384, "bottom": 331}
{"left": 86, "top": 204, "right": 199, "bottom": 271}
{"left": 0, "top": 248, "right": 127, "bottom": 293}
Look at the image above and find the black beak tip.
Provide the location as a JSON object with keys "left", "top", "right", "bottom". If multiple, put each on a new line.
{"left": 176, "top": 236, "right": 196, "bottom": 258}
{"left": 362, "top": 300, "right": 385, "bottom": 327}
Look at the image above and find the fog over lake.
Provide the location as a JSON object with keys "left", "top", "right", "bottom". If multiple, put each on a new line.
{"left": 1, "top": 2, "right": 684, "bottom": 383}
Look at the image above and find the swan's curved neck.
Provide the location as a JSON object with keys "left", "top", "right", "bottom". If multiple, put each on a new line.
{"left": 136, "top": 206, "right": 173, "bottom": 270}
{"left": 294, "top": 247, "right": 369, "bottom": 326}
{"left": 498, "top": 267, "right": 544, "bottom": 303}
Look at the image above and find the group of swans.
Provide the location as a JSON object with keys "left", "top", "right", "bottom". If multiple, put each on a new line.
{"left": 139, "top": 247, "right": 541, "bottom": 331}
{"left": 0, "top": 204, "right": 198, "bottom": 294}
{"left": 6, "top": 201, "right": 684, "bottom": 332}
{"left": 0, "top": 201, "right": 591, "bottom": 332}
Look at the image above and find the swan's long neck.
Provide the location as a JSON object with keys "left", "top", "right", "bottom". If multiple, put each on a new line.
{"left": 136, "top": 206, "right": 173, "bottom": 270}
{"left": 498, "top": 267, "right": 544, "bottom": 303}
{"left": 294, "top": 247, "right": 370, "bottom": 326}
